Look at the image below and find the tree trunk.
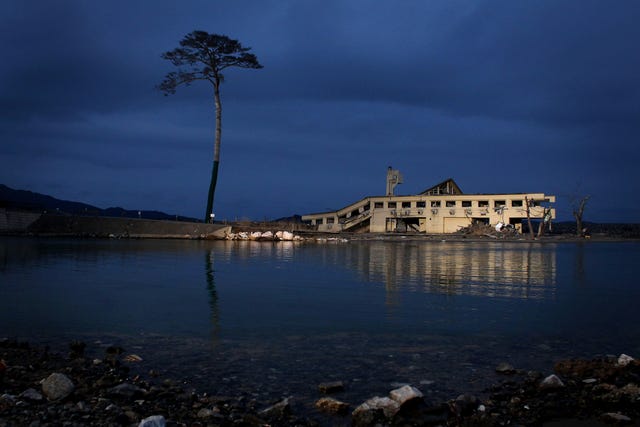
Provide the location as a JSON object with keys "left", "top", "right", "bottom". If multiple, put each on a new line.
{"left": 525, "top": 196, "right": 535, "bottom": 239}
{"left": 572, "top": 196, "right": 589, "bottom": 236}
{"left": 205, "top": 80, "right": 223, "bottom": 222}
{"left": 537, "top": 207, "right": 550, "bottom": 238}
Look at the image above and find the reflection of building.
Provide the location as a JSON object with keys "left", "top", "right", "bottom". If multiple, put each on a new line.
{"left": 302, "top": 169, "right": 555, "bottom": 234}
{"left": 339, "top": 242, "right": 557, "bottom": 301}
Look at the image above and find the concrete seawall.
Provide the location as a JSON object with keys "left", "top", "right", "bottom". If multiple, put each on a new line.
{"left": 17, "top": 214, "right": 230, "bottom": 239}
{"left": 0, "top": 208, "right": 42, "bottom": 232}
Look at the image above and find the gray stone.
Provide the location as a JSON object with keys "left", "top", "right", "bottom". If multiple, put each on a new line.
{"left": 495, "top": 362, "right": 516, "bottom": 374}
{"left": 138, "top": 415, "right": 166, "bottom": 427}
{"left": 259, "top": 397, "right": 290, "bottom": 417}
{"left": 318, "top": 381, "right": 345, "bottom": 394}
{"left": 389, "top": 385, "right": 423, "bottom": 406}
{"left": 539, "top": 374, "right": 565, "bottom": 390}
{"left": 20, "top": 388, "right": 43, "bottom": 402}
{"left": 601, "top": 412, "right": 632, "bottom": 424}
{"left": 618, "top": 354, "right": 635, "bottom": 367}
{"left": 109, "top": 383, "right": 147, "bottom": 399}
{"left": 41, "top": 373, "right": 75, "bottom": 401}
{"left": 197, "top": 408, "right": 215, "bottom": 418}
{"left": 315, "top": 397, "right": 350, "bottom": 415}
{"left": 353, "top": 396, "right": 400, "bottom": 419}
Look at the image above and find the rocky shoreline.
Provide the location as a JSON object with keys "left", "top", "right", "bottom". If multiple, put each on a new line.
{"left": 2, "top": 339, "right": 640, "bottom": 426}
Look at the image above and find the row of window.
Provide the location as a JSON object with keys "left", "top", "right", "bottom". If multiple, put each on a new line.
{"left": 373, "top": 199, "right": 524, "bottom": 209}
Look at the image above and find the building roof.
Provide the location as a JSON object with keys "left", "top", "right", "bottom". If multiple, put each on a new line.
{"left": 418, "top": 178, "right": 463, "bottom": 196}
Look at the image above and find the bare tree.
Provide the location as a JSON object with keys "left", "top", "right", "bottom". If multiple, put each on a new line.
{"left": 158, "top": 31, "right": 262, "bottom": 222}
{"left": 524, "top": 196, "right": 535, "bottom": 239}
{"left": 537, "top": 206, "right": 552, "bottom": 238}
{"left": 572, "top": 195, "right": 590, "bottom": 236}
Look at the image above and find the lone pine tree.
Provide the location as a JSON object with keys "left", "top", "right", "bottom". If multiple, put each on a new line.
{"left": 158, "top": 31, "right": 262, "bottom": 222}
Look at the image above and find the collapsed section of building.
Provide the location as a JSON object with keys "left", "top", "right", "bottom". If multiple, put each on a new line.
{"left": 301, "top": 168, "right": 555, "bottom": 234}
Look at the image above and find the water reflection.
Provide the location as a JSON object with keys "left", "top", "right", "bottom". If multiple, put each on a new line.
{"left": 339, "top": 242, "right": 557, "bottom": 300}
{"left": 204, "top": 249, "right": 220, "bottom": 344}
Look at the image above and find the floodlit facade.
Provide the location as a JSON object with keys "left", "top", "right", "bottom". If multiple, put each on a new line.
{"left": 301, "top": 169, "right": 556, "bottom": 234}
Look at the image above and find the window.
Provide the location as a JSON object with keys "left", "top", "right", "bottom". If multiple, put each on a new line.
{"left": 478, "top": 200, "right": 489, "bottom": 207}
{"left": 511, "top": 200, "right": 523, "bottom": 207}
{"left": 461, "top": 201, "right": 472, "bottom": 207}
{"left": 494, "top": 200, "right": 506, "bottom": 207}
{"left": 316, "top": 218, "right": 323, "bottom": 225}
{"left": 387, "top": 202, "right": 397, "bottom": 208}
{"left": 416, "top": 201, "right": 426, "bottom": 208}
{"left": 431, "top": 201, "right": 441, "bottom": 207}
{"left": 327, "top": 217, "right": 335, "bottom": 224}
{"left": 402, "top": 201, "right": 411, "bottom": 208}
{"left": 446, "top": 200, "right": 456, "bottom": 207}
{"left": 374, "top": 202, "right": 384, "bottom": 209}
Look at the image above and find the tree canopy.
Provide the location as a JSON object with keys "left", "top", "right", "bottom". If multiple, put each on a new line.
{"left": 158, "top": 31, "right": 262, "bottom": 95}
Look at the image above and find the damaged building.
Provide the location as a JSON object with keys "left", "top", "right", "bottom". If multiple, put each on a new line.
{"left": 301, "top": 168, "right": 556, "bottom": 234}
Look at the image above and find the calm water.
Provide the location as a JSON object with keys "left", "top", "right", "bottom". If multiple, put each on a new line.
{"left": 2, "top": 237, "right": 639, "bottom": 413}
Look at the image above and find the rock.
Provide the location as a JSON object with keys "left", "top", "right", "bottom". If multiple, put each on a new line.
{"left": 454, "top": 394, "right": 479, "bottom": 416}
{"left": 583, "top": 378, "right": 598, "bottom": 384}
{"left": 318, "top": 381, "right": 345, "bottom": 394}
{"left": 617, "top": 354, "right": 635, "bottom": 367}
{"left": 539, "top": 374, "right": 565, "bottom": 390}
{"left": 249, "top": 231, "right": 262, "bottom": 240}
{"left": 599, "top": 383, "right": 640, "bottom": 402}
{"left": 259, "top": 397, "right": 290, "bottom": 418}
{"left": 281, "top": 231, "right": 294, "bottom": 241}
{"left": 138, "top": 415, "right": 166, "bottom": 427}
{"left": 260, "top": 231, "right": 273, "bottom": 239}
{"left": 600, "top": 412, "right": 632, "bottom": 424}
{"left": 197, "top": 408, "right": 215, "bottom": 418}
{"left": 109, "top": 383, "right": 147, "bottom": 399}
{"left": 20, "top": 388, "right": 43, "bottom": 402}
{"left": 69, "top": 341, "right": 86, "bottom": 359}
{"left": 41, "top": 373, "right": 75, "bottom": 401}
{"left": 353, "top": 396, "right": 400, "bottom": 419}
{"left": 315, "top": 397, "right": 350, "bottom": 415}
{"left": 389, "top": 385, "right": 423, "bottom": 406}
{"left": 495, "top": 362, "right": 516, "bottom": 374}
{"left": 123, "top": 354, "right": 143, "bottom": 363}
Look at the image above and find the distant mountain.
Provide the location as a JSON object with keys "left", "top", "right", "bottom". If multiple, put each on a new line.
{"left": 0, "top": 184, "right": 199, "bottom": 222}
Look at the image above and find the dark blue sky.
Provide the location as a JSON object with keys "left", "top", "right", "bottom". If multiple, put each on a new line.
{"left": 2, "top": 1, "right": 639, "bottom": 222}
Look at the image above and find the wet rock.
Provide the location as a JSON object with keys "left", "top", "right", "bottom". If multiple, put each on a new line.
{"left": 389, "top": 385, "right": 423, "bottom": 406}
{"left": 196, "top": 407, "right": 216, "bottom": 418}
{"left": 138, "top": 415, "right": 166, "bottom": 427}
{"left": 315, "top": 397, "right": 350, "bottom": 415}
{"left": 353, "top": 396, "right": 400, "bottom": 419}
{"left": 41, "top": 373, "right": 75, "bottom": 401}
{"left": 496, "top": 362, "right": 516, "bottom": 374}
{"left": 109, "top": 382, "right": 147, "bottom": 399}
{"left": 599, "top": 383, "right": 640, "bottom": 403}
{"left": 454, "top": 393, "right": 479, "bottom": 416}
{"left": 352, "top": 397, "right": 395, "bottom": 426}
{"left": 539, "top": 374, "right": 565, "bottom": 390}
{"left": 617, "top": 354, "right": 635, "bottom": 367}
{"left": 600, "top": 412, "right": 632, "bottom": 424}
{"left": 318, "top": 381, "right": 344, "bottom": 394}
{"left": 259, "top": 397, "right": 290, "bottom": 418}
{"left": 19, "top": 388, "right": 43, "bottom": 402}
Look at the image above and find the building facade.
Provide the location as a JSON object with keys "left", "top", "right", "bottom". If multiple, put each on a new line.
{"left": 301, "top": 171, "right": 555, "bottom": 234}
